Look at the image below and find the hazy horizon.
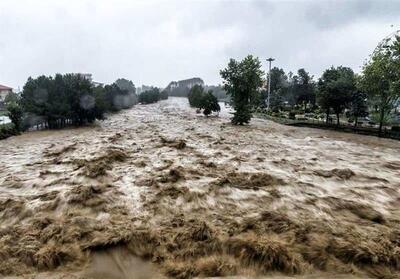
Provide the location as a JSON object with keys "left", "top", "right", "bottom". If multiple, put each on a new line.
{"left": 1, "top": 0, "right": 399, "bottom": 90}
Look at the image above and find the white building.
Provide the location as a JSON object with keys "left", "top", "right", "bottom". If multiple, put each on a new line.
{"left": 0, "top": 84, "right": 13, "bottom": 102}
{"left": 165, "top": 78, "right": 204, "bottom": 92}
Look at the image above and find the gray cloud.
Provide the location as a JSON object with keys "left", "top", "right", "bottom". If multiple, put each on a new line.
{"left": 304, "top": 0, "right": 400, "bottom": 30}
{"left": 0, "top": 0, "right": 399, "bottom": 90}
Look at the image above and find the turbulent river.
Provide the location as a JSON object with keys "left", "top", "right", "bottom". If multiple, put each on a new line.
{"left": 1, "top": 97, "right": 400, "bottom": 279}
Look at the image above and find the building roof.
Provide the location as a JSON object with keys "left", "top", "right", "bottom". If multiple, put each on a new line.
{"left": 0, "top": 84, "right": 12, "bottom": 90}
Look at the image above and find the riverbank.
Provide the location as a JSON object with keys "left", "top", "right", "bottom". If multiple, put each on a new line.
{"left": 255, "top": 113, "right": 400, "bottom": 140}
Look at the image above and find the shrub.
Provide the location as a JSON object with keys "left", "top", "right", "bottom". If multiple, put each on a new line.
{"left": 201, "top": 91, "right": 220, "bottom": 116}
{"left": 0, "top": 124, "right": 19, "bottom": 140}
{"left": 188, "top": 85, "right": 204, "bottom": 108}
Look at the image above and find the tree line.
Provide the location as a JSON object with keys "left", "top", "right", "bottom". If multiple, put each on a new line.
{"left": 138, "top": 88, "right": 168, "bottom": 104}
{"left": 5, "top": 75, "right": 139, "bottom": 133}
{"left": 219, "top": 34, "right": 400, "bottom": 135}
{"left": 3, "top": 32, "right": 399, "bottom": 138}
{"left": 3, "top": 73, "right": 171, "bottom": 138}
{"left": 165, "top": 78, "right": 228, "bottom": 101}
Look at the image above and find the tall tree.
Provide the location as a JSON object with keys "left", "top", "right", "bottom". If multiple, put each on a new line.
{"left": 114, "top": 78, "right": 138, "bottom": 108}
{"left": 115, "top": 78, "right": 136, "bottom": 94}
{"left": 270, "top": 67, "right": 288, "bottom": 93}
{"left": 263, "top": 67, "right": 288, "bottom": 109}
{"left": 295, "top": 69, "right": 316, "bottom": 110}
{"left": 220, "top": 55, "right": 264, "bottom": 125}
{"left": 348, "top": 89, "right": 368, "bottom": 127}
{"left": 317, "top": 66, "right": 356, "bottom": 125}
{"left": 4, "top": 92, "right": 19, "bottom": 105}
{"left": 269, "top": 88, "right": 285, "bottom": 112}
{"left": 188, "top": 85, "right": 205, "bottom": 108}
{"left": 361, "top": 35, "right": 400, "bottom": 135}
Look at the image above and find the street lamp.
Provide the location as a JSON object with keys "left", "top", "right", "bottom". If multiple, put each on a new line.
{"left": 266, "top": 58, "right": 275, "bottom": 110}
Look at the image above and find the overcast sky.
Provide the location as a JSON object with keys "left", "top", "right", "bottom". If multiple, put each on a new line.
{"left": 0, "top": 0, "right": 399, "bottom": 89}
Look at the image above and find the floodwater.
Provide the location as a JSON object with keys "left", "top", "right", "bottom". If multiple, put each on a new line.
{"left": 1, "top": 97, "right": 400, "bottom": 279}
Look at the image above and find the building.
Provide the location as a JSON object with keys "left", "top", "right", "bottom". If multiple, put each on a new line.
{"left": 165, "top": 77, "right": 204, "bottom": 91}
{"left": 164, "top": 78, "right": 204, "bottom": 97}
{"left": 0, "top": 84, "right": 13, "bottom": 102}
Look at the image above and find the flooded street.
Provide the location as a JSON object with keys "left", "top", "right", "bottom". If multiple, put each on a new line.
{"left": 1, "top": 97, "right": 400, "bottom": 278}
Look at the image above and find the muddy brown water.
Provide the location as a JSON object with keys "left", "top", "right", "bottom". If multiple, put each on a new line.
{"left": 1, "top": 97, "right": 400, "bottom": 279}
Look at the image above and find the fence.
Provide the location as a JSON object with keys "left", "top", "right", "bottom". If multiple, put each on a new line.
{"left": 255, "top": 114, "right": 400, "bottom": 140}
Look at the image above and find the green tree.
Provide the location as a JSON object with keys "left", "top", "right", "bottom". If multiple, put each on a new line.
{"left": 361, "top": 35, "right": 400, "bottom": 135}
{"left": 63, "top": 74, "right": 97, "bottom": 126}
{"left": 295, "top": 69, "right": 316, "bottom": 110}
{"left": 188, "top": 85, "right": 205, "bottom": 108}
{"left": 4, "top": 92, "right": 19, "bottom": 105}
{"left": 220, "top": 55, "right": 264, "bottom": 125}
{"left": 201, "top": 91, "right": 220, "bottom": 116}
{"left": 260, "top": 67, "right": 288, "bottom": 108}
{"left": 317, "top": 66, "right": 356, "bottom": 125}
{"left": 93, "top": 85, "right": 108, "bottom": 119}
{"left": 115, "top": 78, "right": 136, "bottom": 94}
{"left": 139, "top": 88, "right": 160, "bottom": 104}
{"left": 269, "top": 88, "right": 285, "bottom": 112}
{"left": 285, "top": 72, "right": 298, "bottom": 108}
{"left": 21, "top": 74, "right": 104, "bottom": 129}
{"left": 348, "top": 89, "right": 368, "bottom": 127}
{"left": 6, "top": 101, "right": 23, "bottom": 131}
{"left": 270, "top": 67, "right": 288, "bottom": 93}
{"left": 103, "top": 83, "right": 122, "bottom": 112}
{"left": 113, "top": 78, "right": 138, "bottom": 108}
{"left": 21, "top": 76, "right": 52, "bottom": 122}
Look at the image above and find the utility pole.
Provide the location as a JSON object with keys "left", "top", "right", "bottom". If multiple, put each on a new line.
{"left": 266, "top": 58, "right": 275, "bottom": 110}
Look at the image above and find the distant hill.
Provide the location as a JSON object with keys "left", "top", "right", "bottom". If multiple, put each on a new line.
{"left": 163, "top": 77, "right": 228, "bottom": 100}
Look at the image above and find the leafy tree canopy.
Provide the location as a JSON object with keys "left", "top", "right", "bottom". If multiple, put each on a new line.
{"left": 4, "top": 92, "right": 19, "bottom": 105}
{"left": 201, "top": 91, "right": 221, "bottom": 116}
{"left": 139, "top": 88, "right": 161, "bottom": 104}
{"left": 361, "top": 35, "right": 400, "bottom": 134}
{"left": 317, "top": 66, "right": 356, "bottom": 125}
{"left": 21, "top": 74, "right": 100, "bottom": 128}
{"left": 188, "top": 85, "right": 205, "bottom": 108}
{"left": 20, "top": 74, "right": 139, "bottom": 129}
{"left": 220, "top": 55, "right": 264, "bottom": 125}
{"left": 115, "top": 78, "right": 136, "bottom": 94}
{"left": 6, "top": 102, "right": 23, "bottom": 131}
